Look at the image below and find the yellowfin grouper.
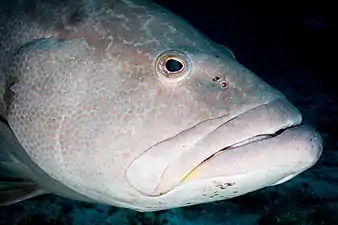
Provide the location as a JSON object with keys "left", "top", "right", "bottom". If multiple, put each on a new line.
{"left": 0, "top": 0, "right": 322, "bottom": 211}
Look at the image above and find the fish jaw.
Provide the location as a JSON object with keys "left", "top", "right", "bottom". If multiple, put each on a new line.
{"left": 150, "top": 124, "right": 322, "bottom": 211}
{"left": 180, "top": 124, "right": 322, "bottom": 185}
{"left": 125, "top": 98, "right": 322, "bottom": 199}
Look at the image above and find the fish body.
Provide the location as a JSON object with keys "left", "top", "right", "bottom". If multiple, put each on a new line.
{"left": 0, "top": 0, "right": 322, "bottom": 211}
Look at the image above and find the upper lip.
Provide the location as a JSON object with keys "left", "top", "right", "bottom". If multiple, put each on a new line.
{"left": 125, "top": 98, "right": 302, "bottom": 196}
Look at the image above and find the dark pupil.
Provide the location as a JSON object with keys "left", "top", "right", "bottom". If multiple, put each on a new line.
{"left": 165, "top": 59, "right": 183, "bottom": 72}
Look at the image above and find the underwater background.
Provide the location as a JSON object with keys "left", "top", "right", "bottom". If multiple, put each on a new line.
{"left": 0, "top": 0, "right": 337, "bottom": 224}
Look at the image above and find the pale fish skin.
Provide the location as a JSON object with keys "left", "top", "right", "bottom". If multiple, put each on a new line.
{"left": 0, "top": 0, "right": 322, "bottom": 211}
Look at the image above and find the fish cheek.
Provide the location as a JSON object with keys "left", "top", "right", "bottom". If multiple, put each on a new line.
{"left": 58, "top": 110, "right": 109, "bottom": 173}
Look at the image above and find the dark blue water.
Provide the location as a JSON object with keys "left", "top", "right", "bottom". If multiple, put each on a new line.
{"left": 0, "top": 1, "right": 337, "bottom": 224}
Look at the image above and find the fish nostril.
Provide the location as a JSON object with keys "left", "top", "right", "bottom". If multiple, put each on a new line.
{"left": 212, "top": 75, "right": 221, "bottom": 81}
{"left": 220, "top": 80, "right": 228, "bottom": 89}
{"left": 212, "top": 76, "right": 228, "bottom": 89}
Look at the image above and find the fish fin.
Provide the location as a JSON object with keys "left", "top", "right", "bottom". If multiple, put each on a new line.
{"left": 0, "top": 168, "right": 46, "bottom": 206}
{"left": 0, "top": 120, "right": 48, "bottom": 206}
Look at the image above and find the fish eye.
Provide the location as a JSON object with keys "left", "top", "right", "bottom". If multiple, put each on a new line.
{"left": 165, "top": 58, "right": 184, "bottom": 73}
{"left": 155, "top": 50, "right": 192, "bottom": 83}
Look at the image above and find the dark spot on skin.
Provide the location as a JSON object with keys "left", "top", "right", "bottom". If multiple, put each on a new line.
{"left": 233, "top": 191, "right": 238, "bottom": 193}
{"left": 215, "top": 54, "right": 220, "bottom": 58}
{"left": 214, "top": 182, "right": 235, "bottom": 189}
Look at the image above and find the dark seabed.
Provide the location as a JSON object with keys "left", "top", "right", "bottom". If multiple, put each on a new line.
{"left": 0, "top": 0, "right": 337, "bottom": 224}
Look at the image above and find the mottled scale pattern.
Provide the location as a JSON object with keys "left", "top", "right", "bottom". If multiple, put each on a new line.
{"left": 7, "top": 37, "right": 92, "bottom": 176}
{"left": 0, "top": 0, "right": 304, "bottom": 211}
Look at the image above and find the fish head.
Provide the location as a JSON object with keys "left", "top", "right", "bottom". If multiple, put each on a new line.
{"left": 6, "top": 0, "right": 322, "bottom": 211}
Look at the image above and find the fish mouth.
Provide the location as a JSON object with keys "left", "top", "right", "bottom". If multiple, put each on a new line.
{"left": 179, "top": 123, "right": 322, "bottom": 184}
{"left": 125, "top": 98, "right": 321, "bottom": 196}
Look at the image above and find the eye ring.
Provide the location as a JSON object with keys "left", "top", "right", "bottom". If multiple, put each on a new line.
{"left": 155, "top": 50, "right": 192, "bottom": 83}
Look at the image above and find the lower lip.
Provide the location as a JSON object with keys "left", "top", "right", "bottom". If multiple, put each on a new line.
{"left": 182, "top": 124, "right": 321, "bottom": 182}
